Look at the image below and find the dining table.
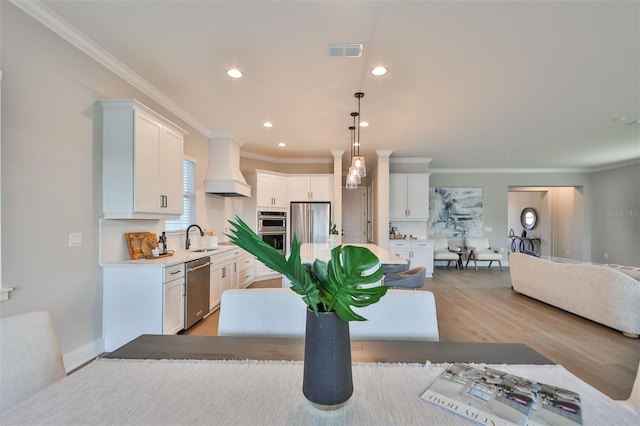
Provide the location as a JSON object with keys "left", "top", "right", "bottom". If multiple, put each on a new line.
{"left": 3, "top": 335, "right": 637, "bottom": 425}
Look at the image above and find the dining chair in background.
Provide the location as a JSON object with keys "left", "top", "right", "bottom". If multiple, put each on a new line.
{"left": 217, "top": 288, "right": 306, "bottom": 337}
{"left": 0, "top": 311, "right": 67, "bottom": 411}
{"left": 350, "top": 290, "right": 440, "bottom": 341}
{"left": 218, "top": 288, "right": 439, "bottom": 342}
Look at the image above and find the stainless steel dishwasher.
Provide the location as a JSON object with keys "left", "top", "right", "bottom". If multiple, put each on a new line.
{"left": 184, "top": 257, "right": 211, "bottom": 329}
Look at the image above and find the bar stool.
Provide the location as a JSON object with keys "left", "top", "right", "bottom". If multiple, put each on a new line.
{"left": 383, "top": 267, "right": 426, "bottom": 289}
{"left": 383, "top": 263, "right": 409, "bottom": 274}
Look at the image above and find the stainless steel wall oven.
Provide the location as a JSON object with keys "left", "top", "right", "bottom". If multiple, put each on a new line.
{"left": 258, "top": 211, "right": 286, "bottom": 254}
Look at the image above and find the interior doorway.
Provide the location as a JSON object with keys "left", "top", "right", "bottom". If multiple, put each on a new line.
{"left": 508, "top": 186, "right": 584, "bottom": 261}
{"left": 342, "top": 187, "right": 367, "bottom": 244}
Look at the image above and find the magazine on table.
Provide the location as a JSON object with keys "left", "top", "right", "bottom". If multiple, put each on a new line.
{"left": 420, "top": 363, "right": 582, "bottom": 426}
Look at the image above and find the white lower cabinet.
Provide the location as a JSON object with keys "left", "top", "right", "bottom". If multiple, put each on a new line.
{"left": 237, "top": 252, "right": 256, "bottom": 288}
{"left": 410, "top": 241, "right": 434, "bottom": 277}
{"left": 209, "top": 248, "right": 254, "bottom": 311}
{"left": 210, "top": 251, "right": 233, "bottom": 311}
{"left": 163, "top": 276, "right": 185, "bottom": 335}
{"left": 389, "top": 240, "right": 434, "bottom": 278}
{"left": 103, "top": 263, "right": 185, "bottom": 352}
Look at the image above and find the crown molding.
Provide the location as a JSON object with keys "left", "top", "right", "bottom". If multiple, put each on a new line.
{"left": 390, "top": 157, "right": 433, "bottom": 164}
{"left": 431, "top": 168, "right": 592, "bottom": 174}
{"left": 241, "top": 151, "right": 333, "bottom": 164}
{"left": 432, "top": 158, "right": 640, "bottom": 174}
{"left": 10, "top": 0, "right": 211, "bottom": 137}
{"left": 589, "top": 158, "right": 640, "bottom": 173}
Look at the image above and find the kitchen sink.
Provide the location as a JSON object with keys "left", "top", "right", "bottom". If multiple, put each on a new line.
{"left": 191, "top": 248, "right": 219, "bottom": 252}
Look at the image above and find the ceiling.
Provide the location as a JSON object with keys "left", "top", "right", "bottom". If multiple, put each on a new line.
{"left": 24, "top": 1, "right": 640, "bottom": 170}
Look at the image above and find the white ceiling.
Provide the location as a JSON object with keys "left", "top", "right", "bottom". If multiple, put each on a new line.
{"left": 25, "top": 1, "right": 640, "bottom": 170}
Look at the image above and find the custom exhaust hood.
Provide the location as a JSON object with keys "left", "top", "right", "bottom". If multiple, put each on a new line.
{"left": 205, "top": 136, "right": 251, "bottom": 197}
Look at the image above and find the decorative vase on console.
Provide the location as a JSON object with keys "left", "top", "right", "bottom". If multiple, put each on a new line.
{"left": 226, "top": 216, "right": 386, "bottom": 409}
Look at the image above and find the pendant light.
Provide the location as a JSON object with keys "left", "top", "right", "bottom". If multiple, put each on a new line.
{"left": 352, "top": 92, "right": 367, "bottom": 177}
{"left": 346, "top": 125, "right": 359, "bottom": 189}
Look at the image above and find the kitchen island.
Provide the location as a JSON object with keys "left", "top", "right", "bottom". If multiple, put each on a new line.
{"left": 282, "top": 243, "right": 406, "bottom": 288}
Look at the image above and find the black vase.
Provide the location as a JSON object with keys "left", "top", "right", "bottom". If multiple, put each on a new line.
{"left": 303, "top": 309, "right": 353, "bottom": 409}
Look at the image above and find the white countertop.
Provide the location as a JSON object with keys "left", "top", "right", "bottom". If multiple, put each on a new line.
{"left": 101, "top": 244, "right": 238, "bottom": 267}
{"left": 299, "top": 243, "right": 406, "bottom": 264}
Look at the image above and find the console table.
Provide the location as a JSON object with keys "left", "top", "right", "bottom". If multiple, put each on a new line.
{"left": 508, "top": 235, "right": 541, "bottom": 255}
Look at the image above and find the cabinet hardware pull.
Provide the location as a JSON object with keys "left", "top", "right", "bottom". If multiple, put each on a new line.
{"left": 187, "top": 262, "right": 211, "bottom": 272}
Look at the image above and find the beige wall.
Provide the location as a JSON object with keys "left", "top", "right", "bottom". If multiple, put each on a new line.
{"left": 0, "top": 3, "right": 218, "bottom": 368}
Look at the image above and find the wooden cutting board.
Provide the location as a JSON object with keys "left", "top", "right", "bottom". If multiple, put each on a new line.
{"left": 125, "top": 232, "right": 158, "bottom": 260}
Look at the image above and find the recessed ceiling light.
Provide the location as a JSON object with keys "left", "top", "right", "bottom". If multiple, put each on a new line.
{"left": 226, "top": 68, "right": 243, "bottom": 79}
{"left": 278, "top": 142, "right": 286, "bottom": 147}
{"left": 263, "top": 121, "right": 273, "bottom": 128}
{"left": 371, "top": 66, "right": 387, "bottom": 76}
{"left": 359, "top": 121, "right": 369, "bottom": 127}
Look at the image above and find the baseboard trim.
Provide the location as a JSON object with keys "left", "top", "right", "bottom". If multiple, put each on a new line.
{"left": 63, "top": 337, "right": 104, "bottom": 373}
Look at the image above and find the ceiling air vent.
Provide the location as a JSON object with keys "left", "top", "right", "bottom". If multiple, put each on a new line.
{"left": 328, "top": 43, "right": 363, "bottom": 57}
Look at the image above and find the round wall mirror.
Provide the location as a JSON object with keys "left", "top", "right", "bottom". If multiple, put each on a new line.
{"left": 520, "top": 207, "right": 537, "bottom": 230}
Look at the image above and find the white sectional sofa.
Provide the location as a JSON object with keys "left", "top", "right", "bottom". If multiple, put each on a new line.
{"left": 509, "top": 253, "right": 640, "bottom": 338}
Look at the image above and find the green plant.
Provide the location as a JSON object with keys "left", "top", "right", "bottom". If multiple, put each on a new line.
{"left": 226, "top": 216, "right": 387, "bottom": 321}
{"left": 329, "top": 221, "right": 339, "bottom": 235}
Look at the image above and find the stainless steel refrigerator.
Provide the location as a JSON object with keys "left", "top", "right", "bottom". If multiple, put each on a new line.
{"left": 290, "top": 202, "right": 331, "bottom": 245}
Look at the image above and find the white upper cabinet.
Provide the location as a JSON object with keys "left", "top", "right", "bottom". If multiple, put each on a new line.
{"left": 288, "top": 175, "right": 333, "bottom": 202}
{"left": 254, "top": 171, "right": 288, "bottom": 209}
{"left": 389, "top": 174, "right": 430, "bottom": 220}
{"left": 101, "top": 100, "right": 186, "bottom": 219}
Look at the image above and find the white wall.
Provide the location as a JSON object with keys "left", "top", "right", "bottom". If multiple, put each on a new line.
{"left": 590, "top": 164, "right": 640, "bottom": 266}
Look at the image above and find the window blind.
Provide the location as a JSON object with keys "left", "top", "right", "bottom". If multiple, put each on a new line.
{"left": 165, "top": 159, "right": 196, "bottom": 231}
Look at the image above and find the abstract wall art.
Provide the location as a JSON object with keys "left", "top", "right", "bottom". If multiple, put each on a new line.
{"left": 429, "top": 187, "right": 483, "bottom": 237}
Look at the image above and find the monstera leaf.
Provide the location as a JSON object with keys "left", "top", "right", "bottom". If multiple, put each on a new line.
{"left": 226, "top": 216, "right": 387, "bottom": 321}
{"left": 226, "top": 216, "right": 321, "bottom": 312}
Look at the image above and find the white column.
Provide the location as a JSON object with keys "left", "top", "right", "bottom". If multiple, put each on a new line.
{"left": 376, "top": 150, "right": 393, "bottom": 249}
{"left": 330, "top": 150, "right": 344, "bottom": 232}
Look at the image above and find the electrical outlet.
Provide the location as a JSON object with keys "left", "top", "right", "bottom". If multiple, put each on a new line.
{"left": 484, "top": 227, "right": 493, "bottom": 232}
{"left": 69, "top": 233, "right": 83, "bottom": 247}
{"left": 604, "top": 253, "right": 608, "bottom": 259}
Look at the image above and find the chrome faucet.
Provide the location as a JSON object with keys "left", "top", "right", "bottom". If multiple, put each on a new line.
{"left": 185, "top": 224, "right": 205, "bottom": 250}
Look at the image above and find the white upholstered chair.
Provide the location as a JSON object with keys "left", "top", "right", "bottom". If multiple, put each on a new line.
{"left": 432, "top": 237, "right": 461, "bottom": 269}
{"left": 217, "top": 288, "right": 306, "bottom": 337}
{"left": 218, "top": 288, "right": 439, "bottom": 342}
{"left": 617, "top": 361, "right": 640, "bottom": 414}
{"left": 350, "top": 290, "right": 439, "bottom": 341}
{"left": 464, "top": 237, "right": 504, "bottom": 271}
{"left": 0, "top": 311, "right": 67, "bottom": 411}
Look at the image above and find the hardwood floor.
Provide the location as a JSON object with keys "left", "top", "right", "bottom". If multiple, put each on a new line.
{"left": 186, "top": 268, "right": 640, "bottom": 400}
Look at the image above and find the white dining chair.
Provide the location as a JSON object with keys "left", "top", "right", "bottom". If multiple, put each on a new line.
{"left": 617, "top": 361, "right": 640, "bottom": 414}
{"left": 217, "top": 288, "right": 307, "bottom": 337}
{"left": 350, "top": 290, "right": 440, "bottom": 341}
{"left": 0, "top": 311, "right": 67, "bottom": 411}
